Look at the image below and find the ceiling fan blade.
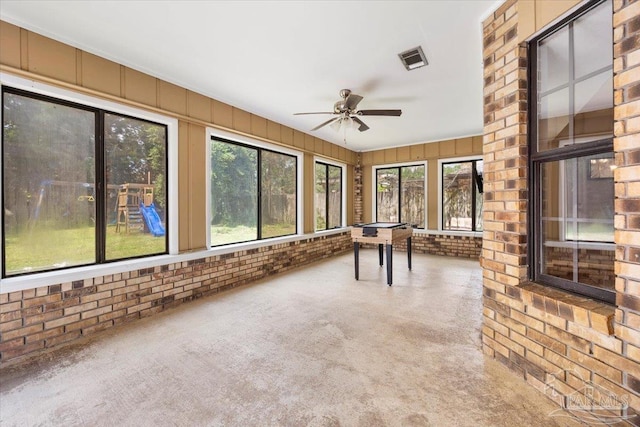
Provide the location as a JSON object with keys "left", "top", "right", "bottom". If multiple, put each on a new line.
{"left": 344, "top": 94, "right": 363, "bottom": 111}
{"left": 357, "top": 109, "right": 402, "bottom": 116}
{"left": 352, "top": 116, "right": 370, "bottom": 132}
{"left": 294, "top": 112, "right": 335, "bottom": 115}
{"left": 311, "top": 117, "right": 340, "bottom": 131}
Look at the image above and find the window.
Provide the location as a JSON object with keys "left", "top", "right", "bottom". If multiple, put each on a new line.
{"left": 375, "top": 164, "right": 425, "bottom": 228}
{"left": 210, "top": 137, "right": 297, "bottom": 246}
{"left": 2, "top": 88, "right": 168, "bottom": 277}
{"left": 441, "top": 159, "right": 483, "bottom": 232}
{"left": 530, "top": 0, "right": 614, "bottom": 303}
{"left": 315, "top": 161, "right": 343, "bottom": 231}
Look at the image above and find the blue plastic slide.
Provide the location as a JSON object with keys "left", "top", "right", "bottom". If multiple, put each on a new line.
{"left": 139, "top": 202, "right": 165, "bottom": 237}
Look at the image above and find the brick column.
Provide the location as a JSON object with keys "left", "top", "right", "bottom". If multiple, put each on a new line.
{"left": 613, "top": 0, "right": 640, "bottom": 390}
{"left": 482, "top": 0, "right": 640, "bottom": 422}
{"left": 481, "top": 0, "right": 529, "bottom": 302}
{"left": 354, "top": 153, "right": 363, "bottom": 224}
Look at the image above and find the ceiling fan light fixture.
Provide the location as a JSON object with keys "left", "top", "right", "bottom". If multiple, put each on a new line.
{"left": 330, "top": 118, "right": 343, "bottom": 132}
{"left": 398, "top": 46, "right": 428, "bottom": 71}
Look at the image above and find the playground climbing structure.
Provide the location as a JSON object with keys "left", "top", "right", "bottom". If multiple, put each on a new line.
{"left": 115, "top": 184, "right": 165, "bottom": 236}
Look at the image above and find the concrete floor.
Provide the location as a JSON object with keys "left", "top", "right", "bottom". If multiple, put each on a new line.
{"left": 0, "top": 251, "right": 579, "bottom": 426}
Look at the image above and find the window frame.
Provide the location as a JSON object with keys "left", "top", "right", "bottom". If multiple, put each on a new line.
{"left": 527, "top": 0, "right": 615, "bottom": 304}
{"left": 314, "top": 158, "right": 346, "bottom": 232}
{"left": 206, "top": 128, "right": 303, "bottom": 248}
{"left": 0, "top": 72, "right": 178, "bottom": 289}
{"left": 372, "top": 161, "right": 427, "bottom": 228}
{"left": 437, "top": 156, "right": 484, "bottom": 233}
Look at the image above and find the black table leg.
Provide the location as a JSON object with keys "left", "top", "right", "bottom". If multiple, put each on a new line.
{"left": 386, "top": 243, "right": 393, "bottom": 285}
{"left": 354, "top": 241, "right": 359, "bottom": 280}
{"left": 378, "top": 244, "right": 384, "bottom": 266}
{"left": 407, "top": 236, "right": 412, "bottom": 270}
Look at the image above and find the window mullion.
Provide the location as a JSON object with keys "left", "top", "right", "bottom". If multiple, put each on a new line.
{"left": 568, "top": 22, "right": 575, "bottom": 142}
{"left": 339, "top": 167, "right": 343, "bottom": 228}
{"left": 471, "top": 161, "right": 476, "bottom": 231}
{"left": 398, "top": 167, "right": 402, "bottom": 223}
{"left": 325, "top": 164, "right": 330, "bottom": 230}
{"left": 95, "top": 111, "right": 105, "bottom": 263}
{"left": 257, "top": 149, "right": 262, "bottom": 240}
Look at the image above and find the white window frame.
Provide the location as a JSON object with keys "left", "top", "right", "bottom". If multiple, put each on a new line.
{"left": 0, "top": 72, "right": 179, "bottom": 292}
{"left": 371, "top": 161, "right": 427, "bottom": 227}
{"left": 437, "top": 155, "right": 483, "bottom": 237}
{"left": 205, "top": 127, "right": 303, "bottom": 249}
{"left": 313, "top": 156, "right": 346, "bottom": 232}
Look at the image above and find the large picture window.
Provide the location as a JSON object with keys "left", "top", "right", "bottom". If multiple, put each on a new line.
{"left": 2, "top": 88, "right": 168, "bottom": 277}
{"left": 315, "top": 161, "right": 343, "bottom": 231}
{"left": 441, "top": 159, "right": 483, "bottom": 232}
{"left": 375, "top": 164, "right": 425, "bottom": 228}
{"left": 530, "top": 0, "right": 614, "bottom": 303}
{"left": 210, "top": 137, "right": 297, "bottom": 246}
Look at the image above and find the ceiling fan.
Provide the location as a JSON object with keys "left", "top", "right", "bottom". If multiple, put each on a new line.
{"left": 294, "top": 89, "right": 402, "bottom": 133}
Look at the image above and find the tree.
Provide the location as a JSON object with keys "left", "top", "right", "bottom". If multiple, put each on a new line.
{"left": 210, "top": 141, "right": 257, "bottom": 226}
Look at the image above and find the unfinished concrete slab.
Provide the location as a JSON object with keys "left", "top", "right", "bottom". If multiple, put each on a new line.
{"left": 0, "top": 252, "right": 577, "bottom": 426}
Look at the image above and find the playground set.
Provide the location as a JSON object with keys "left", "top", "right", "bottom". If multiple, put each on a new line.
{"left": 116, "top": 184, "right": 165, "bottom": 236}
{"left": 18, "top": 180, "right": 165, "bottom": 237}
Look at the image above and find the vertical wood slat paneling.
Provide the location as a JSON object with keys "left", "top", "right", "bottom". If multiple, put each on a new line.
{"left": 303, "top": 154, "right": 315, "bottom": 233}
{"left": 188, "top": 90, "right": 212, "bottom": 123}
{"left": 410, "top": 144, "right": 424, "bottom": 160}
{"left": 267, "top": 120, "right": 282, "bottom": 143}
{"left": 189, "top": 124, "right": 207, "bottom": 250}
{"left": 427, "top": 159, "right": 439, "bottom": 230}
{"left": 178, "top": 122, "right": 191, "bottom": 251}
{"left": 293, "top": 130, "right": 306, "bottom": 149}
{"left": 124, "top": 67, "right": 157, "bottom": 107}
{"left": 212, "top": 100, "right": 233, "bottom": 128}
{"left": 232, "top": 108, "right": 251, "bottom": 134}
{"left": 424, "top": 142, "right": 439, "bottom": 158}
{"left": 346, "top": 165, "right": 354, "bottom": 225}
{"left": 159, "top": 80, "right": 187, "bottom": 116}
{"left": 80, "top": 52, "right": 121, "bottom": 97}
{"left": 0, "top": 21, "right": 21, "bottom": 68}
{"left": 397, "top": 146, "right": 411, "bottom": 162}
{"left": 27, "top": 31, "right": 76, "bottom": 84}
{"left": 250, "top": 114, "right": 268, "bottom": 138}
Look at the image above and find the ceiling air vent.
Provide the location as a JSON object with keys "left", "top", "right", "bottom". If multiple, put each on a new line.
{"left": 398, "top": 46, "right": 428, "bottom": 71}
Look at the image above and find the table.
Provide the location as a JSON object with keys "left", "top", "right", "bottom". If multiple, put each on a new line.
{"left": 351, "top": 222, "right": 413, "bottom": 285}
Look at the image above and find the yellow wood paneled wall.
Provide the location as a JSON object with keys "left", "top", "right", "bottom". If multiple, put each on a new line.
{"left": 0, "top": 20, "right": 358, "bottom": 250}
{"left": 360, "top": 136, "right": 483, "bottom": 229}
{"left": 517, "top": 0, "right": 582, "bottom": 43}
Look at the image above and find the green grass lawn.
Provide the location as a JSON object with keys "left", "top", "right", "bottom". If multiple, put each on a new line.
{"left": 5, "top": 222, "right": 294, "bottom": 275}
{"left": 4, "top": 225, "right": 165, "bottom": 275}
{"left": 211, "top": 223, "right": 295, "bottom": 246}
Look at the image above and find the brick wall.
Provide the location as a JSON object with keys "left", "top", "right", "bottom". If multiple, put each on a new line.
{"left": 482, "top": 0, "right": 640, "bottom": 423}
{"left": 385, "top": 234, "right": 482, "bottom": 258}
{"left": 613, "top": 0, "right": 640, "bottom": 414}
{"left": 354, "top": 153, "right": 363, "bottom": 224}
{"left": 0, "top": 232, "right": 352, "bottom": 363}
{"left": 356, "top": 232, "right": 481, "bottom": 259}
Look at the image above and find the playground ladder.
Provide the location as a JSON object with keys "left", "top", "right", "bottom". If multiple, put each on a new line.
{"left": 115, "top": 185, "right": 145, "bottom": 233}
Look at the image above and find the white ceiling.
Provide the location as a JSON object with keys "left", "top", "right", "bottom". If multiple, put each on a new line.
{"left": 0, "top": 0, "right": 499, "bottom": 151}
